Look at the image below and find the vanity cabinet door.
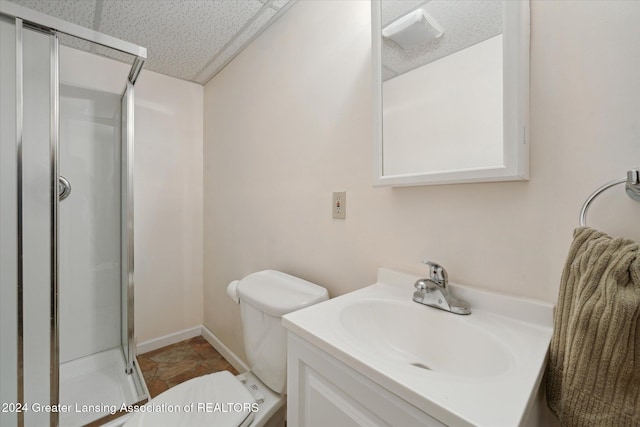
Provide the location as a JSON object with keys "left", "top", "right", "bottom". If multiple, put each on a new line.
{"left": 287, "top": 334, "right": 446, "bottom": 427}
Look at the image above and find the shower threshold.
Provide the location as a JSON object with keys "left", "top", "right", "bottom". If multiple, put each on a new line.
{"left": 59, "top": 348, "right": 148, "bottom": 427}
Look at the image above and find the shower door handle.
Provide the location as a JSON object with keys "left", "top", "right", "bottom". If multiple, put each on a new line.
{"left": 58, "top": 176, "right": 71, "bottom": 201}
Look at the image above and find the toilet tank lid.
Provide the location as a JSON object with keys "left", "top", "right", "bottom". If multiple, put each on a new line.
{"left": 237, "top": 270, "right": 329, "bottom": 317}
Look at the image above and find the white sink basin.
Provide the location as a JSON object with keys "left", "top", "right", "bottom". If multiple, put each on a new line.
{"left": 339, "top": 299, "right": 513, "bottom": 378}
{"left": 283, "top": 268, "right": 554, "bottom": 427}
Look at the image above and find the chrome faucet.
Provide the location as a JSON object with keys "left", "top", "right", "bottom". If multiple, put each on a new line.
{"left": 412, "top": 260, "right": 471, "bottom": 315}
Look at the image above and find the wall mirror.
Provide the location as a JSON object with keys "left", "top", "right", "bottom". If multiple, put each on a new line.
{"left": 372, "top": 0, "right": 529, "bottom": 186}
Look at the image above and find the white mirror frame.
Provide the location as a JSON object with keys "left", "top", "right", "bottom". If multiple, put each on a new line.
{"left": 372, "top": 0, "right": 530, "bottom": 187}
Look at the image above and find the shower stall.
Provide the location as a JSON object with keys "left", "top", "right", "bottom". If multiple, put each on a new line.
{"left": 0, "top": 2, "right": 148, "bottom": 426}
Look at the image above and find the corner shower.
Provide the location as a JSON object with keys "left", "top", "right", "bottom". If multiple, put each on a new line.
{"left": 0, "top": 2, "right": 148, "bottom": 426}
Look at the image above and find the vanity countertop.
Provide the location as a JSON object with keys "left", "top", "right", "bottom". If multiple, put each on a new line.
{"left": 282, "top": 268, "right": 554, "bottom": 427}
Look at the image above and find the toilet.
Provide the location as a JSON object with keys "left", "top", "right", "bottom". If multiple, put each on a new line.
{"left": 124, "top": 270, "right": 329, "bottom": 427}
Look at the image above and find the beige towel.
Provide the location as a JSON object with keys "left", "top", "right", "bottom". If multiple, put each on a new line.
{"left": 547, "top": 227, "right": 640, "bottom": 426}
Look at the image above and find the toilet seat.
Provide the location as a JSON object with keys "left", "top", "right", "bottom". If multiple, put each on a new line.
{"left": 124, "top": 371, "right": 256, "bottom": 427}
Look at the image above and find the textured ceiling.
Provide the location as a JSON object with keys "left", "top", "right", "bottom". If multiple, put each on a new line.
{"left": 8, "top": 0, "right": 296, "bottom": 84}
{"left": 381, "top": 0, "right": 502, "bottom": 81}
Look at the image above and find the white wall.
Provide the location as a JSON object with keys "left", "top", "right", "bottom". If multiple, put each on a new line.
{"left": 59, "top": 47, "right": 204, "bottom": 346}
{"left": 383, "top": 35, "right": 503, "bottom": 175}
{"left": 133, "top": 57, "right": 204, "bottom": 345}
{"left": 203, "top": 0, "right": 640, "bottom": 361}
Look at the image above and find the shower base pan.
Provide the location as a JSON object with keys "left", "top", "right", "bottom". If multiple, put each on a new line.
{"left": 59, "top": 348, "right": 148, "bottom": 427}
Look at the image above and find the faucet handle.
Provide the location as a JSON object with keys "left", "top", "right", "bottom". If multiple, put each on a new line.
{"left": 421, "top": 260, "right": 448, "bottom": 286}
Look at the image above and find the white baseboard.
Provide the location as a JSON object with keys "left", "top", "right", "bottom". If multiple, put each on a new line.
{"left": 136, "top": 326, "right": 201, "bottom": 355}
{"left": 201, "top": 325, "right": 249, "bottom": 373}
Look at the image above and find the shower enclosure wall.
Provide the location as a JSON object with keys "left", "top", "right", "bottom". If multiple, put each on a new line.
{"left": 0, "top": 2, "right": 148, "bottom": 426}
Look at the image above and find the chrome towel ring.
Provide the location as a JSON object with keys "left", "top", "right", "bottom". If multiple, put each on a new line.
{"left": 579, "top": 169, "right": 640, "bottom": 226}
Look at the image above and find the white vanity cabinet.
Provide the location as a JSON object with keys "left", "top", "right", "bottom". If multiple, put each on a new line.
{"left": 282, "top": 269, "right": 555, "bottom": 426}
{"left": 286, "top": 333, "right": 446, "bottom": 427}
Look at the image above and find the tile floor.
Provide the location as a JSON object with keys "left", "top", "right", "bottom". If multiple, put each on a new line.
{"left": 137, "top": 336, "right": 239, "bottom": 398}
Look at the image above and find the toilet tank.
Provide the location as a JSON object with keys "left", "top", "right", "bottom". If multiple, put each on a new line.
{"left": 236, "top": 270, "right": 329, "bottom": 394}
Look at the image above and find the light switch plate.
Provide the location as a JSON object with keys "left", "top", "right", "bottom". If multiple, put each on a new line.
{"left": 333, "top": 192, "right": 346, "bottom": 219}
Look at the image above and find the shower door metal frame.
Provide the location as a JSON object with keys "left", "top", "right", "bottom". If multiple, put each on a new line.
{"left": 49, "top": 29, "right": 60, "bottom": 427}
{"left": 0, "top": 2, "right": 146, "bottom": 426}
{"left": 0, "top": 0, "right": 146, "bottom": 58}
{"left": 14, "top": 16, "right": 24, "bottom": 427}
{"left": 121, "top": 55, "right": 143, "bottom": 375}
{"left": 122, "top": 80, "right": 135, "bottom": 374}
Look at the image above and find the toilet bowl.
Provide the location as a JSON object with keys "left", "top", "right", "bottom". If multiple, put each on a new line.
{"left": 123, "top": 371, "right": 284, "bottom": 427}
{"left": 124, "top": 270, "right": 329, "bottom": 427}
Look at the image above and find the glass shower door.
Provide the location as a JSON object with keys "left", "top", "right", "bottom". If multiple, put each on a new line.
{"left": 1, "top": 3, "right": 148, "bottom": 425}
{"left": 57, "top": 45, "right": 148, "bottom": 427}
{"left": 0, "top": 14, "right": 20, "bottom": 427}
